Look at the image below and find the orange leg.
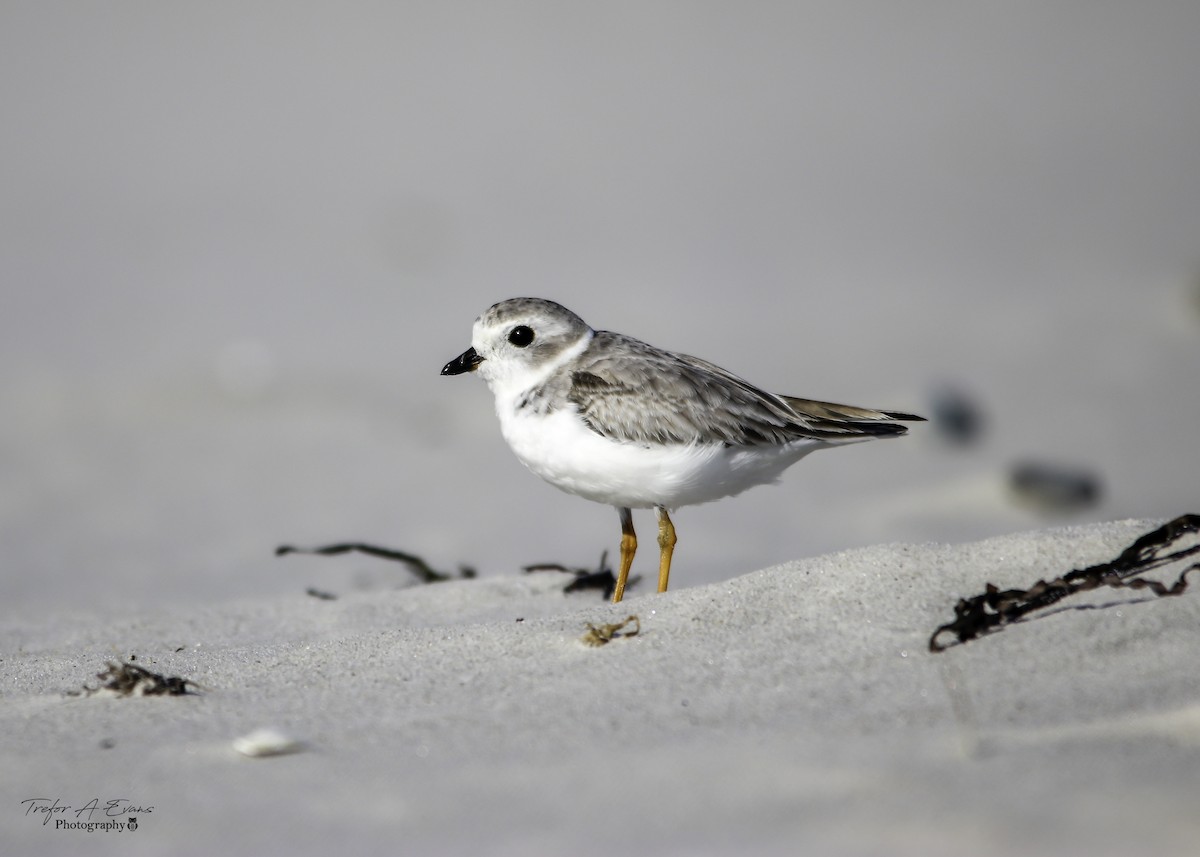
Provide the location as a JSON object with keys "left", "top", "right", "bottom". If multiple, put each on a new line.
{"left": 655, "top": 506, "right": 677, "bottom": 593}
{"left": 612, "top": 506, "right": 637, "bottom": 604}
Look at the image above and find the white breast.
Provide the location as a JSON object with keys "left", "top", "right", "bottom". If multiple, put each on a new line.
{"left": 495, "top": 400, "right": 825, "bottom": 510}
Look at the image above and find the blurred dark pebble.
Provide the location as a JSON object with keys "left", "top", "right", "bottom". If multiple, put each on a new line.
{"left": 1009, "top": 461, "right": 1102, "bottom": 512}
{"left": 929, "top": 387, "right": 986, "bottom": 445}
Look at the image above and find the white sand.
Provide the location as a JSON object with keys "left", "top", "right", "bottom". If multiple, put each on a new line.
{"left": 4, "top": 519, "right": 1198, "bottom": 856}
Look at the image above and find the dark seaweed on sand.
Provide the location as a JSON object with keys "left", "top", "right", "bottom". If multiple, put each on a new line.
{"left": 930, "top": 514, "right": 1199, "bottom": 652}
{"left": 278, "top": 539, "right": 628, "bottom": 600}
{"left": 524, "top": 550, "right": 640, "bottom": 600}
{"left": 276, "top": 542, "right": 476, "bottom": 583}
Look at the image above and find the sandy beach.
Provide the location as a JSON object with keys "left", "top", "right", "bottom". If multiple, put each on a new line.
{"left": 4, "top": 519, "right": 1199, "bottom": 856}
{"left": 4, "top": 4, "right": 1200, "bottom": 855}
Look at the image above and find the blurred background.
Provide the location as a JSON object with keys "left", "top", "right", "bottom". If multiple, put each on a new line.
{"left": 3, "top": 2, "right": 1198, "bottom": 615}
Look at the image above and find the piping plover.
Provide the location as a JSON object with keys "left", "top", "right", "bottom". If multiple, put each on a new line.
{"left": 441, "top": 298, "right": 923, "bottom": 603}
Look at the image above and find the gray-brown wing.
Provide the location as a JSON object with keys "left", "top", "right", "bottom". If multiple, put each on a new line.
{"left": 566, "top": 332, "right": 921, "bottom": 446}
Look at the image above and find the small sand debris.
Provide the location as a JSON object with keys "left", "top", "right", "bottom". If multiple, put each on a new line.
{"left": 581, "top": 615, "right": 640, "bottom": 647}
{"left": 74, "top": 660, "right": 196, "bottom": 697}
{"left": 232, "top": 728, "right": 304, "bottom": 758}
{"left": 1008, "top": 461, "right": 1101, "bottom": 512}
{"left": 305, "top": 587, "right": 337, "bottom": 600}
{"left": 930, "top": 386, "right": 986, "bottom": 445}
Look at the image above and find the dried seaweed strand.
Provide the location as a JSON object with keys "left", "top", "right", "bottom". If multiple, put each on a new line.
{"left": 524, "top": 550, "right": 641, "bottom": 600}
{"left": 74, "top": 660, "right": 197, "bottom": 697}
{"left": 930, "top": 514, "right": 1200, "bottom": 652}
{"left": 276, "top": 543, "right": 476, "bottom": 583}
{"left": 580, "top": 615, "right": 640, "bottom": 647}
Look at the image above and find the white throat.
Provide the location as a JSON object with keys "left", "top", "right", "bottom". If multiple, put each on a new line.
{"left": 484, "top": 329, "right": 594, "bottom": 404}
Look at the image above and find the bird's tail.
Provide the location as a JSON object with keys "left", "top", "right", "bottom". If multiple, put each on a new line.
{"left": 779, "top": 396, "right": 925, "bottom": 440}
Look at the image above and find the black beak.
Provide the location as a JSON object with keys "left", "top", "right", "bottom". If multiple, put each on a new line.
{"left": 441, "top": 347, "right": 484, "bottom": 376}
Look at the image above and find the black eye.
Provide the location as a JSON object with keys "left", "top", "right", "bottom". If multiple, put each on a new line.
{"left": 508, "top": 325, "right": 535, "bottom": 347}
